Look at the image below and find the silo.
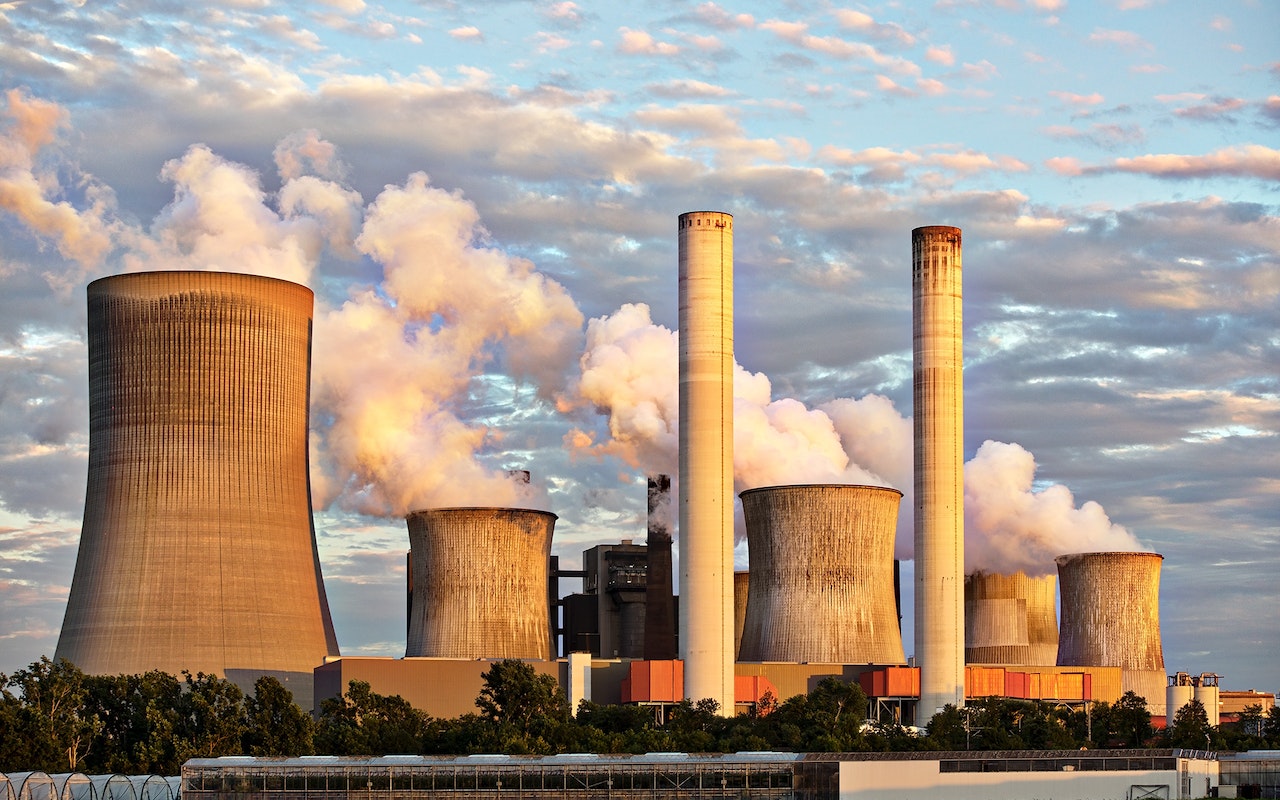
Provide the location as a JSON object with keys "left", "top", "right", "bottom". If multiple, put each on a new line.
{"left": 913, "top": 225, "right": 965, "bottom": 716}
{"left": 965, "top": 571, "right": 1059, "bottom": 666}
{"left": 738, "top": 484, "right": 906, "bottom": 665}
{"left": 405, "top": 507, "right": 556, "bottom": 660}
{"left": 56, "top": 271, "right": 339, "bottom": 686}
{"left": 678, "top": 210, "right": 735, "bottom": 714}
{"left": 1166, "top": 672, "right": 1194, "bottom": 723}
{"left": 1194, "top": 673, "right": 1221, "bottom": 727}
{"left": 1056, "top": 551, "right": 1166, "bottom": 715}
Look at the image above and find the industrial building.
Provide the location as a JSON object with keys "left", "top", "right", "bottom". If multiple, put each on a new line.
{"left": 56, "top": 271, "right": 339, "bottom": 696}
{"left": 181, "top": 750, "right": 1226, "bottom": 800}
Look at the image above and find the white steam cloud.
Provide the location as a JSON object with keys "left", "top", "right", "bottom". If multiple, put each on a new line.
{"left": 3, "top": 93, "right": 1146, "bottom": 562}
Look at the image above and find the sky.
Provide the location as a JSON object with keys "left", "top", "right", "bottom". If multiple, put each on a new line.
{"left": 0, "top": 0, "right": 1276, "bottom": 696}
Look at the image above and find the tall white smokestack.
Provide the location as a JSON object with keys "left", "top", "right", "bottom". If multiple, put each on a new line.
{"left": 913, "top": 225, "right": 965, "bottom": 718}
{"left": 678, "top": 210, "right": 735, "bottom": 715}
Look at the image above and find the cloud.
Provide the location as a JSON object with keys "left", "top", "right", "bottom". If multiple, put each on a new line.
{"left": 448, "top": 26, "right": 483, "bottom": 41}
{"left": 1088, "top": 27, "right": 1152, "bottom": 52}
{"left": 1050, "top": 89, "right": 1105, "bottom": 107}
{"left": 831, "top": 9, "right": 916, "bottom": 47}
{"left": 645, "top": 79, "right": 734, "bottom": 100}
{"left": 1041, "top": 122, "right": 1145, "bottom": 148}
{"left": 690, "top": 2, "right": 755, "bottom": 30}
{"left": 616, "top": 27, "right": 679, "bottom": 55}
{"left": 544, "top": 2, "right": 583, "bottom": 27}
{"left": 1081, "top": 145, "right": 1280, "bottom": 181}
{"left": 926, "top": 45, "right": 956, "bottom": 66}
{"left": 1171, "top": 96, "right": 1248, "bottom": 122}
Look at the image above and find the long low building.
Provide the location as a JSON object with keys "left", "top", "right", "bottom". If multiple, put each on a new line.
{"left": 183, "top": 750, "right": 1223, "bottom": 800}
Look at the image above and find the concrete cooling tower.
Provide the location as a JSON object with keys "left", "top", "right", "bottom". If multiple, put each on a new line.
{"left": 56, "top": 271, "right": 339, "bottom": 687}
{"left": 405, "top": 508, "right": 557, "bottom": 660}
{"left": 965, "top": 571, "right": 1059, "bottom": 666}
{"left": 738, "top": 484, "right": 907, "bottom": 665}
{"left": 1056, "top": 551, "right": 1166, "bottom": 716}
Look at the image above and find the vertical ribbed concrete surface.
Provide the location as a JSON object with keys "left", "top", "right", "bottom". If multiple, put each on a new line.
{"left": 739, "top": 484, "right": 907, "bottom": 665}
{"left": 678, "top": 210, "right": 735, "bottom": 714}
{"left": 912, "top": 225, "right": 965, "bottom": 717}
{"left": 405, "top": 508, "right": 556, "bottom": 660}
{"left": 733, "top": 571, "right": 749, "bottom": 660}
{"left": 965, "top": 571, "right": 1059, "bottom": 666}
{"left": 57, "top": 271, "right": 339, "bottom": 681}
{"left": 1056, "top": 551, "right": 1166, "bottom": 715}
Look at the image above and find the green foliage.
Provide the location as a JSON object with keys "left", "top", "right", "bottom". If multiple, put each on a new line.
{"left": 1164, "top": 698, "right": 1226, "bottom": 750}
{"left": 243, "top": 676, "right": 314, "bottom": 756}
{"left": 1, "top": 657, "right": 101, "bottom": 771}
{"left": 314, "top": 680, "right": 433, "bottom": 755}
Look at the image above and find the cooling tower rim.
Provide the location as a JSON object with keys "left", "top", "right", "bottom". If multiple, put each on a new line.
{"left": 738, "top": 482, "right": 903, "bottom": 500}
{"left": 1054, "top": 551, "right": 1163, "bottom": 566}
{"left": 912, "top": 224, "right": 962, "bottom": 236}
{"left": 679, "top": 210, "right": 734, "bottom": 218}
{"left": 88, "top": 270, "right": 311, "bottom": 294}
{"left": 965, "top": 568, "right": 1057, "bottom": 579}
{"left": 405, "top": 506, "right": 558, "bottom": 521}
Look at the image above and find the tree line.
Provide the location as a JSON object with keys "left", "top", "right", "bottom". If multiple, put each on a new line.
{"left": 4, "top": 656, "right": 1278, "bottom": 776}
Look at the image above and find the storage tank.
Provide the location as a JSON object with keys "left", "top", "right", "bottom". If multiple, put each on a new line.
{"left": 1056, "top": 551, "right": 1165, "bottom": 715}
{"left": 56, "top": 271, "right": 339, "bottom": 687}
{"left": 1194, "top": 673, "right": 1221, "bottom": 727}
{"left": 405, "top": 507, "right": 557, "bottom": 659}
{"left": 965, "top": 571, "right": 1059, "bottom": 666}
{"left": 738, "top": 484, "right": 906, "bottom": 664}
{"left": 1167, "top": 672, "right": 1195, "bottom": 724}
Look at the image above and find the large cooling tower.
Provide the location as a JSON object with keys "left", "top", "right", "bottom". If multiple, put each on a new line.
{"left": 1056, "top": 551, "right": 1166, "bottom": 715}
{"left": 678, "top": 210, "right": 735, "bottom": 714}
{"left": 57, "top": 271, "right": 339, "bottom": 683}
{"left": 965, "top": 570, "right": 1059, "bottom": 666}
{"left": 738, "top": 484, "right": 907, "bottom": 665}
{"left": 405, "top": 508, "right": 556, "bottom": 659}
{"left": 913, "top": 225, "right": 965, "bottom": 716}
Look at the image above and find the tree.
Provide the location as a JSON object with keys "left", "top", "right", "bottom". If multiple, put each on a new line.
{"left": 81, "top": 670, "right": 184, "bottom": 774}
{"left": 175, "top": 672, "right": 246, "bottom": 760}
{"left": 242, "top": 676, "right": 314, "bottom": 756}
{"left": 1165, "top": 698, "right": 1222, "bottom": 749}
{"left": 6, "top": 657, "right": 101, "bottom": 770}
{"left": 473, "top": 660, "right": 572, "bottom": 754}
{"left": 1095, "top": 691, "right": 1154, "bottom": 748}
{"left": 315, "top": 680, "right": 431, "bottom": 755}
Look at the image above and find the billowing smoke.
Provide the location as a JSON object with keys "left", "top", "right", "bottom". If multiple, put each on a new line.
{"left": 964, "top": 440, "right": 1147, "bottom": 575}
{"left": 2, "top": 96, "right": 582, "bottom": 516}
{"left": 561, "top": 303, "right": 915, "bottom": 552}
{"left": 309, "top": 172, "right": 584, "bottom": 515}
{"left": 0, "top": 90, "right": 117, "bottom": 285}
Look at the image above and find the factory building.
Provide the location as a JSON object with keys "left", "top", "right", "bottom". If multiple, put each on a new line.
{"left": 56, "top": 271, "right": 339, "bottom": 696}
{"left": 912, "top": 225, "right": 966, "bottom": 718}
{"left": 677, "top": 210, "right": 736, "bottom": 715}
{"left": 1057, "top": 552, "right": 1167, "bottom": 717}
{"left": 405, "top": 507, "right": 557, "bottom": 660}
{"left": 738, "top": 484, "right": 906, "bottom": 665}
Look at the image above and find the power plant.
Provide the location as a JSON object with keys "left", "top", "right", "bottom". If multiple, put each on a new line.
{"left": 1056, "top": 551, "right": 1167, "bottom": 716}
{"left": 56, "top": 271, "right": 339, "bottom": 691}
{"left": 965, "top": 570, "right": 1059, "bottom": 667}
{"left": 738, "top": 484, "right": 906, "bottom": 665}
{"left": 912, "top": 225, "right": 966, "bottom": 716}
{"left": 54, "top": 222, "right": 1197, "bottom": 729}
{"left": 405, "top": 507, "right": 557, "bottom": 660}
{"left": 677, "top": 210, "right": 736, "bottom": 715}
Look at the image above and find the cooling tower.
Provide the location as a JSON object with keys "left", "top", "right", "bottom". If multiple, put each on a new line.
{"left": 56, "top": 271, "right": 339, "bottom": 684}
{"left": 738, "top": 484, "right": 907, "bottom": 664}
{"left": 1056, "top": 551, "right": 1166, "bottom": 716}
{"left": 405, "top": 507, "right": 556, "bottom": 660}
{"left": 733, "top": 571, "right": 749, "bottom": 660}
{"left": 678, "top": 210, "right": 735, "bottom": 714}
{"left": 965, "top": 571, "right": 1059, "bottom": 666}
{"left": 913, "top": 225, "right": 965, "bottom": 716}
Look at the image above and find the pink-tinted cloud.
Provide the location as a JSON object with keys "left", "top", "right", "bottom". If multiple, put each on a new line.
{"left": 1050, "top": 89, "right": 1104, "bottom": 107}
{"left": 832, "top": 9, "right": 916, "bottom": 47}
{"left": 449, "top": 26, "right": 483, "bottom": 41}
{"left": 1172, "top": 96, "right": 1247, "bottom": 121}
{"left": 692, "top": 2, "right": 755, "bottom": 30}
{"left": 544, "top": 2, "right": 583, "bottom": 26}
{"left": 1059, "top": 145, "right": 1280, "bottom": 181}
{"left": 617, "top": 27, "right": 679, "bottom": 55}
{"left": 926, "top": 45, "right": 956, "bottom": 66}
{"left": 1088, "top": 27, "right": 1152, "bottom": 51}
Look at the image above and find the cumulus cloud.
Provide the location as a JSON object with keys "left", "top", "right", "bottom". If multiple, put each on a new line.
{"left": 1088, "top": 27, "right": 1152, "bottom": 52}
{"left": 832, "top": 9, "right": 916, "bottom": 47}
{"left": 1100, "top": 145, "right": 1280, "bottom": 181}
{"left": 617, "top": 27, "right": 679, "bottom": 56}
{"left": 690, "top": 2, "right": 755, "bottom": 30}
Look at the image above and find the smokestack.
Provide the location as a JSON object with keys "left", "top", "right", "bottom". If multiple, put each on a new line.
{"left": 56, "top": 271, "right": 340, "bottom": 684}
{"left": 645, "top": 475, "right": 677, "bottom": 660}
{"left": 405, "top": 507, "right": 557, "bottom": 660}
{"left": 1056, "top": 551, "right": 1166, "bottom": 716}
{"left": 739, "top": 484, "right": 907, "bottom": 664}
{"left": 678, "top": 210, "right": 735, "bottom": 714}
{"left": 912, "top": 225, "right": 965, "bottom": 717}
{"left": 965, "top": 571, "right": 1059, "bottom": 666}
